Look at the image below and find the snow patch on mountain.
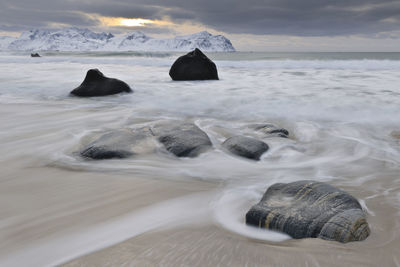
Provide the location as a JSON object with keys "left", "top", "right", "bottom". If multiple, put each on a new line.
{"left": 0, "top": 36, "right": 16, "bottom": 50}
{"left": 8, "top": 28, "right": 114, "bottom": 51}
{"left": 1, "top": 28, "right": 235, "bottom": 52}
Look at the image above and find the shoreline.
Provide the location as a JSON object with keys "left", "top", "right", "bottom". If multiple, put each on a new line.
{"left": 0, "top": 162, "right": 215, "bottom": 267}
{"left": 0, "top": 52, "right": 400, "bottom": 266}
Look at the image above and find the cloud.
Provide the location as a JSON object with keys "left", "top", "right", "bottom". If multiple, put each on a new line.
{"left": 1, "top": 0, "right": 400, "bottom": 37}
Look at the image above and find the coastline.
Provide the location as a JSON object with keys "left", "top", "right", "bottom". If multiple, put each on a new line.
{"left": 0, "top": 52, "right": 400, "bottom": 266}
{"left": 63, "top": 176, "right": 399, "bottom": 267}
{"left": 0, "top": 161, "right": 215, "bottom": 267}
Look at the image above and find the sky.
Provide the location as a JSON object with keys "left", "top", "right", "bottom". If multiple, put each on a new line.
{"left": 1, "top": 0, "right": 400, "bottom": 51}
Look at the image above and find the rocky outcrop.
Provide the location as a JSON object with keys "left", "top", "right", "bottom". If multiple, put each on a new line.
{"left": 80, "top": 128, "right": 154, "bottom": 159}
{"left": 151, "top": 122, "right": 212, "bottom": 157}
{"left": 222, "top": 135, "right": 269, "bottom": 160}
{"left": 70, "top": 69, "right": 132, "bottom": 97}
{"left": 246, "top": 180, "right": 370, "bottom": 243}
{"left": 169, "top": 48, "right": 219, "bottom": 81}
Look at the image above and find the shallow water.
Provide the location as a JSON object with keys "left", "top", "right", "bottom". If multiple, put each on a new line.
{"left": 0, "top": 51, "right": 400, "bottom": 266}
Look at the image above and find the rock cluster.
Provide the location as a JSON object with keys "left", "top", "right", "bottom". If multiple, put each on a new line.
{"left": 70, "top": 48, "right": 370, "bottom": 244}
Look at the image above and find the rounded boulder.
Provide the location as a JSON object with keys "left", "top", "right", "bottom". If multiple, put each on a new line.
{"left": 169, "top": 48, "right": 219, "bottom": 81}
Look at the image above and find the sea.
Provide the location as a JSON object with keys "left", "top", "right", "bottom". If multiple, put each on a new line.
{"left": 0, "top": 51, "right": 400, "bottom": 266}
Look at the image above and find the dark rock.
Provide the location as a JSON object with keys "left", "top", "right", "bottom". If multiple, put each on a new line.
{"left": 246, "top": 180, "right": 370, "bottom": 243}
{"left": 391, "top": 130, "right": 400, "bottom": 139}
{"left": 169, "top": 48, "right": 219, "bottom": 81}
{"left": 31, "top": 53, "right": 41, "bottom": 57}
{"left": 70, "top": 69, "right": 132, "bottom": 97}
{"left": 80, "top": 128, "right": 153, "bottom": 160}
{"left": 151, "top": 122, "right": 212, "bottom": 157}
{"left": 222, "top": 135, "right": 269, "bottom": 160}
{"left": 253, "top": 124, "right": 289, "bottom": 138}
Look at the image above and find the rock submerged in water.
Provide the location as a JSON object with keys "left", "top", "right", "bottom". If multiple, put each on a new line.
{"left": 222, "top": 135, "right": 269, "bottom": 160}
{"left": 391, "top": 130, "right": 400, "bottom": 139}
{"left": 70, "top": 69, "right": 132, "bottom": 97}
{"left": 169, "top": 48, "right": 219, "bottom": 81}
{"left": 81, "top": 128, "right": 154, "bottom": 159}
{"left": 246, "top": 180, "right": 370, "bottom": 243}
{"left": 151, "top": 122, "right": 212, "bottom": 157}
{"left": 252, "top": 124, "right": 289, "bottom": 138}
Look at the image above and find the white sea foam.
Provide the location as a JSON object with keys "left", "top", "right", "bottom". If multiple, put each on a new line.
{"left": 1, "top": 52, "right": 400, "bottom": 124}
{"left": 1, "top": 52, "right": 400, "bottom": 266}
{"left": 213, "top": 187, "right": 291, "bottom": 242}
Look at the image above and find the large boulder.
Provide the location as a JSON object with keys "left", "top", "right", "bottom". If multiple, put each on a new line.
{"left": 70, "top": 69, "right": 132, "bottom": 97}
{"left": 246, "top": 180, "right": 370, "bottom": 243}
{"left": 169, "top": 48, "right": 219, "bottom": 81}
{"left": 151, "top": 122, "right": 212, "bottom": 157}
{"left": 80, "top": 128, "right": 154, "bottom": 159}
{"left": 222, "top": 136, "right": 269, "bottom": 160}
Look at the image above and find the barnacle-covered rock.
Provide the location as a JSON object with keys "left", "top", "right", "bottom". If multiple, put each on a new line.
{"left": 246, "top": 180, "right": 370, "bottom": 243}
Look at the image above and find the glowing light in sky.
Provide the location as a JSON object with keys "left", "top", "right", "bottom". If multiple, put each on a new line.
{"left": 98, "top": 16, "right": 172, "bottom": 27}
{"left": 119, "top": 18, "right": 155, "bottom": 27}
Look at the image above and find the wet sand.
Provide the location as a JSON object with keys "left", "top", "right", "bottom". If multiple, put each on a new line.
{"left": 0, "top": 161, "right": 215, "bottom": 267}
{"left": 62, "top": 175, "right": 400, "bottom": 267}
{"left": 1, "top": 101, "right": 400, "bottom": 266}
{"left": 1, "top": 52, "right": 400, "bottom": 266}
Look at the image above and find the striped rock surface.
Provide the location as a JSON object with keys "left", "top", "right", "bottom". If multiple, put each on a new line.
{"left": 246, "top": 180, "right": 370, "bottom": 243}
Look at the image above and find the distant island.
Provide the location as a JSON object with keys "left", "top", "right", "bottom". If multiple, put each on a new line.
{"left": 0, "top": 28, "right": 235, "bottom": 52}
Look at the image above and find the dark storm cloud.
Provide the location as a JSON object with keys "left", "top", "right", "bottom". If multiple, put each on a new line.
{"left": 1, "top": 0, "right": 400, "bottom": 36}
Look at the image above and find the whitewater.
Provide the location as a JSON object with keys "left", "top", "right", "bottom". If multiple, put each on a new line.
{"left": 0, "top": 51, "right": 400, "bottom": 266}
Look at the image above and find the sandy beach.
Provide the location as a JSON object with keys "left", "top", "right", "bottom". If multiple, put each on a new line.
{"left": 1, "top": 52, "right": 400, "bottom": 266}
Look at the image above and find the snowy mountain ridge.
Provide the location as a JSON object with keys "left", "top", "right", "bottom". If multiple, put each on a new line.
{"left": 0, "top": 28, "right": 235, "bottom": 52}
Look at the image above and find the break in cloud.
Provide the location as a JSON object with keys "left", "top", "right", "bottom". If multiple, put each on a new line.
{"left": 1, "top": 0, "right": 400, "bottom": 50}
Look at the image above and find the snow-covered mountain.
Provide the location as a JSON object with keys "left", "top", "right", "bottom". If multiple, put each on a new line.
{"left": 102, "top": 31, "right": 235, "bottom": 52}
{"left": 1, "top": 28, "right": 235, "bottom": 52}
{"left": 8, "top": 28, "right": 114, "bottom": 51}
{"left": 0, "top": 36, "right": 16, "bottom": 50}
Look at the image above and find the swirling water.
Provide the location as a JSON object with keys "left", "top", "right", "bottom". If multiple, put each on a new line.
{"left": 0, "top": 51, "right": 400, "bottom": 266}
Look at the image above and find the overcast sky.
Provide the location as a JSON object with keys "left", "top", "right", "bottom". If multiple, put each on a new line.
{"left": 1, "top": 0, "right": 400, "bottom": 51}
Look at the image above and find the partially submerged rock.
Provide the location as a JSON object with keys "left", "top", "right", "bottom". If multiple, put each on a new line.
{"left": 222, "top": 135, "right": 269, "bottom": 160}
{"left": 391, "top": 130, "right": 400, "bottom": 139}
{"left": 151, "top": 122, "right": 212, "bottom": 157}
{"left": 30, "top": 53, "right": 41, "bottom": 57}
{"left": 70, "top": 69, "right": 132, "bottom": 97}
{"left": 81, "top": 128, "right": 154, "bottom": 159}
{"left": 246, "top": 180, "right": 370, "bottom": 243}
{"left": 169, "top": 48, "right": 219, "bottom": 81}
{"left": 252, "top": 123, "right": 289, "bottom": 138}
